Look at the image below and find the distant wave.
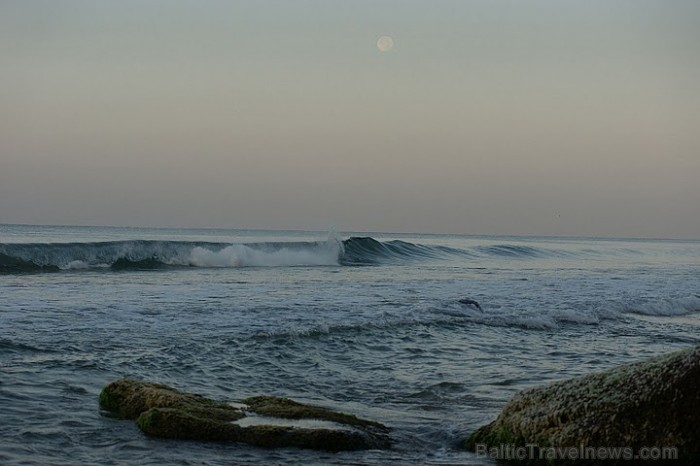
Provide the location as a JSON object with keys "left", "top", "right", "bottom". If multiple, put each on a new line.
{"left": 339, "top": 237, "right": 471, "bottom": 265}
{"left": 475, "top": 244, "right": 552, "bottom": 258}
{"left": 616, "top": 296, "right": 700, "bottom": 317}
{"left": 0, "top": 237, "right": 477, "bottom": 273}
{"left": 0, "top": 239, "right": 342, "bottom": 273}
{"left": 0, "top": 236, "right": 595, "bottom": 274}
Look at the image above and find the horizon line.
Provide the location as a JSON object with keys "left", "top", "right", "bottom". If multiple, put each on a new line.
{"left": 1, "top": 221, "right": 698, "bottom": 243}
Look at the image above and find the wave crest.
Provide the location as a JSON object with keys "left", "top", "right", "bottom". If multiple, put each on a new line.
{"left": 188, "top": 243, "right": 341, "bottom": 267}
{"left": 0, "top": 239, "right": 345, "bottom": 272}
{"left": 340, "top": 237, "right": 468, "bottom": 265}
{"left": 0, "top": 236, "right": 473, "bottom": 273}
{"left": 0, "top": 236, "right": 579, "bottom": 273}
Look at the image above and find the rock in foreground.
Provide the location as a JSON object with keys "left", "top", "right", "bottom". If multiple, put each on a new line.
{"left": 100, "top": 379, "right": 390, "bottom": 451}
{"left": 465, "top": 346, "right": 700, "bottom": 464}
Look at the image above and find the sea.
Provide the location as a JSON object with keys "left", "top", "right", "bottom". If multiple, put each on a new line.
{"left": 1, "top": 224, "right": 699, "bottom": 465}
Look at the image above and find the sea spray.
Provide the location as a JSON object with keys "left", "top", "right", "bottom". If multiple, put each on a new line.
{"left": 187, "top": 240, "right": 342, "bottom": 267}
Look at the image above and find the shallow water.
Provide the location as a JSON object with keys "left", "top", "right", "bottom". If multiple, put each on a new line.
{"left": 1, "top": 224, "right": 699, "bottom": 465}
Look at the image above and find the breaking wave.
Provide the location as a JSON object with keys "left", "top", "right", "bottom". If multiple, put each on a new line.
{"left": 0, "top": 236, "right": 591, "bottom": 273}
{"left": 0, "top": 239, "right": 343, "bottom": 273}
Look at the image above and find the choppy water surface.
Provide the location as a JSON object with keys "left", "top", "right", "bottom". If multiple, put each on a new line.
{"left": 1, "top": 224, "right": 699, "bottom": 465}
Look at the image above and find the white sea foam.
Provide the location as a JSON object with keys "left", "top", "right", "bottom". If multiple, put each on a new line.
{"left": 233, "top": 414, "right": 354, "bottom": 431}
{"left": 508, "top": 315, "right": 559, "bottom": 330}
{"left": 64, "top": 260, "right": 90, "bottom": 270}
{"left": 187, "top": 240, "right": 342, "bottom": 268}
{"left": 621, "top": 296, "right": 700, "bottom": 317}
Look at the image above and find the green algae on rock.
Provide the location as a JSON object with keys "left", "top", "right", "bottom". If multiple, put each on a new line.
{"left": 465, "top": 346, "right": 700, "bottom": 464}
{"left": 137, "top": 407, "right": 240, "bottom": 441}
{"left": 99, "top": 379, "right": 243, "bottom": 422}
{"left": 100, "top": 379, "right": 390, "bottom": 451}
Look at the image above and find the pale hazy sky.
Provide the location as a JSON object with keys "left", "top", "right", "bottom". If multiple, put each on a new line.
{"left": 1, "top": 0, "right": 698, "bottom": 238}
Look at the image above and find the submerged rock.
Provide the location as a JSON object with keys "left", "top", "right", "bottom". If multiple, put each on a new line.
{"left": 100, "top": 379, "right": 390, "bottom": 451}
{"left": 465, "top": 346, "right": 700, "bottom": 464}
{"left": 458, "top": 298, "right": 482, "bottom": 311}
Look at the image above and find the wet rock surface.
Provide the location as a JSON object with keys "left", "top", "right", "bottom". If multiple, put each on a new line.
{"left": 100, "top": 379, "right": 390, "bottom": 451}
{"left": 465, "top": 346, "right": 700, "bottom": 464}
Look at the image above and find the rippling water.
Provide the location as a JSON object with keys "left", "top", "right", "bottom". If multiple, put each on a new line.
{"left": 1, "top": 224, "right": 699, "bottom": 465}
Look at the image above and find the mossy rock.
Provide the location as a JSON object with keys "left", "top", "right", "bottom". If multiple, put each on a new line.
{"left": 465, "top": 346, "right": 700, "bottom": 464}
{"left": 99, "top": 379, "right": 243, "bottom": 422}
{"left": 137, "top": 407, "right": 240, "bottom": 441}
{"left": 100, "top": 379, "right": 390, "bottom": 451}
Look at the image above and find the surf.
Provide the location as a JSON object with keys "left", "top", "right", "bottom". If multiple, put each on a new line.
{"left": 0, "top": 239, "right": 344, "bottom": 272}
{"left": 0, "top": 235, "right": 623, "bottom": 273}
{"left": 0, "top": 236, "right": 476, "bottom": 273}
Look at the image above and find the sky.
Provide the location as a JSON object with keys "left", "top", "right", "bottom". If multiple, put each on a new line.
{"left": 1, "top": 0, "right": 698, "bottom": 238}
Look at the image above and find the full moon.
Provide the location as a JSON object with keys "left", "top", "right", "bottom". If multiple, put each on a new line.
{"left": 376, "top": 36, "right": 394, "bottom": 52}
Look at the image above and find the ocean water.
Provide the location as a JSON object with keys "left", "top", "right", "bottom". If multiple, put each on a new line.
{"left": 1, "top": 224, "right": 699, "bottom": 465}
